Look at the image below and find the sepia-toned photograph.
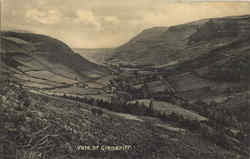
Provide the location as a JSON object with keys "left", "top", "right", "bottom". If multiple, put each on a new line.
{"left": 0, "top": 0, "right": 250, "bottom": 158}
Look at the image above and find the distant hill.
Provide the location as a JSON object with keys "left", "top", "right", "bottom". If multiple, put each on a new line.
{"left": 74, "top": 48, "right": 114, "bottom": 65}
{"left": 109, "top": 15, "right": 250, "bottom": 69}
{"left": 0, "top": 29, "right": 33, "bottom": 33}
{"left": 0, "top": 31, "right": 110, "bottom": 86}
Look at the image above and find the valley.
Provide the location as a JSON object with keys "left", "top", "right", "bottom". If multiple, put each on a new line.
{"left": 1, "top": 14, "right": 250, "bottom": 159}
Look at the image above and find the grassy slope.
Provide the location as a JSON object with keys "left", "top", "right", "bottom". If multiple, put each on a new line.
{"left": 110, "top": 15, "right": 250, "bottom": 68}
{"left": 1, "top": 31, "right": 109, "bottom": 83}
{"left": 0, "top": 81, "right": 244, "bottom": 159}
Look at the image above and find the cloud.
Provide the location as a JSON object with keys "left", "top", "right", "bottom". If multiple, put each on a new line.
{"left": 3, "top": 0, "right": 250, "bottom": 48}
{"left": 25, "top": 9, "right": 62, "bottom": 25}
{"left": 140, "top": 2, "right": 250, "bottom": 28}
{"left": 74, "top": 9, "right": 102, "bottom": 31}
{"left": 103, "top": 16, "right": 120, "bottom": 25}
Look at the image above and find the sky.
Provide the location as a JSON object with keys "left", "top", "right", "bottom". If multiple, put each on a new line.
{"left": 1, "top": 0, "right": 250, "bottom": 48}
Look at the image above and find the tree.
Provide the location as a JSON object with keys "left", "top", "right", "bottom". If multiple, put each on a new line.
{"left": 148, "top": 100, "right": 154, "bottom": 114}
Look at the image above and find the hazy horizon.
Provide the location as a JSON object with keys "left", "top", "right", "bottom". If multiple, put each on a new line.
{"left": 2, "top": 0, "right": 250, "bottom": 48}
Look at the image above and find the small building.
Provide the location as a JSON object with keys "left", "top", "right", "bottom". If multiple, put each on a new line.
{"left": 146, "top": 79, "right": 175, "bottom": 95}
{"left": 73, "top": 82, "right": 87, "bottom": 88}
{"left": 146, "top": 80, "right": 166, "bottom": 94}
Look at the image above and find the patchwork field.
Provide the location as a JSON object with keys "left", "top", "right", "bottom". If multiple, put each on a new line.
{"left": 26, "top": 70, "right": 77, "bottom": 84}
{"left": 50, "top": 86, "right": 101, "bottom": 95}
{"left": 15, "top": 57, "right": 47, "bottom": 72}
{"left": 95, "top": 75, "right": 116, "bottom": 85}
{"left": 168, "top": 72, "right": 214, "bottom": 92}
{"left": 129, "top": 99, "right": 208, "bottom": 121}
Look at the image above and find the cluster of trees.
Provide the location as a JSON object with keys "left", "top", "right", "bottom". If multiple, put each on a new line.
{"left": 61, "top": 94, "right": 205, "bottom": 132}
{"left": 108, "top": 73, "right": 161, "bottom": 96}
{"left": 158, "top": 111, "right": 202, "bottom": 131}
{"left": 61, "top": 93, "right": 200, "bottom": 131}
{"left": 62, "top": 95, "right": 155, "bottom": 116}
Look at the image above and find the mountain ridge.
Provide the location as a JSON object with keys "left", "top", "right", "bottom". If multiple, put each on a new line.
{"left": 109, "top": 14, "right": 250, "bottom": 67}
